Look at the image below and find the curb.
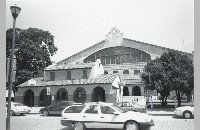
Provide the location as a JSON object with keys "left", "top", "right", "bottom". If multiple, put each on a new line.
{"left": 148, "top": 114, "right": 174, "bottom": 116}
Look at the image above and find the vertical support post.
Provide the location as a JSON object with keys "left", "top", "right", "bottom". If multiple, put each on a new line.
{"left": 6, "top": 18, "right": 16, "bottom": 130}
{"left": 151, "top": 95, "right": 153, "bottom": 108}
{"left": 174, "top": 96, "right": 177, "bottom": 108}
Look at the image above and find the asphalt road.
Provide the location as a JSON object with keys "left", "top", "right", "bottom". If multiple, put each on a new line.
{"left": 10, "top": 114, "right": 194, "bottom": 130}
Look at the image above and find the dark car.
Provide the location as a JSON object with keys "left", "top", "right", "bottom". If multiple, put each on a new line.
{"left": 114, "top": 101, "right": 147, "bottom": 113}
{"left": 39, "top": 101, "right": 73, "bottom": 116}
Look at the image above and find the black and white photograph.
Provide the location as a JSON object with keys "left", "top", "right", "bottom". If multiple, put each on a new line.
{"left": 6, "top": 0, "right": 194, "bottom": 130}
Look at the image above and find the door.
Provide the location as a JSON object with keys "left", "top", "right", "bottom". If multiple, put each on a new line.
{"left": 82, "top": 105, "right": 101, "bottom": 128}
{"left": 99, "top": 105, "right": 122, "bottom": 129}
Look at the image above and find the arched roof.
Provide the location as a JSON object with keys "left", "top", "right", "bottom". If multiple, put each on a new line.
{"left": 57, "top": 28, "right": 193, "bottom": 65}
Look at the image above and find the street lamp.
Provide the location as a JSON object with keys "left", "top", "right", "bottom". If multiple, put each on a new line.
{"left": 6, "top": 5, "right": 21, "bottom": 130}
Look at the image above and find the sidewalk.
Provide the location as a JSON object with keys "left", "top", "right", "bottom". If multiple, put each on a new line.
{"left": 28, "top": 107, "right": 175, "bottom": 116}
{"left": 147, "top": 109, "right": 174, "bottom": 116}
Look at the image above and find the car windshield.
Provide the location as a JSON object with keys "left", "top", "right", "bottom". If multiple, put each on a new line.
{"left": 13, "top": 103, "right": 23, "bottom": 106}
{"left": 112, "top": 105, "right": 127, "bottom": 113}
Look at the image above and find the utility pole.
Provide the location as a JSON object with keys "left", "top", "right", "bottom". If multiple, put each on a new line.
{"left": 6, "top": 5, "right": 21, "bottom": 130}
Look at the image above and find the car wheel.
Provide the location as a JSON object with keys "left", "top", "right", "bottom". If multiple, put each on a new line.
{"left": 10, "top": 110, "right": 15, "bottom": 116}
{"left": 125, "top": 121, "right": 139, "bottom": 130}
{"left": 20, "top": 113, "right": 24, "bottom": 116}
{"left": 74, "top": 122, "right": 85, "bottom": 130}
{"left": 183, "top": 111, "right": 192, "bottom": 119}
{"left": 42, "top": 110, "right": 49, "bottom": 116}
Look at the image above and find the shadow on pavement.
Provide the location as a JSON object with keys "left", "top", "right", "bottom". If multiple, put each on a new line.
{"left": 172, "top": 115, "right": 194, "bottom": 119}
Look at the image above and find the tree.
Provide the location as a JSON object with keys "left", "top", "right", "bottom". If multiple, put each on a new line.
{"left": 6, "top": 28, "right": 58, "bottom": 87}
{"left": 141, "top": 50, "right": 194, "bottom": 106}
{"left": 141, "top": 58, "right": 171, "bottom": 106}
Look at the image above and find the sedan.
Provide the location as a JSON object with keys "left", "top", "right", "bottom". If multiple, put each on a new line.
{"left": 174, "top": 105, "right": 194, "bottom": 119}
{"left": 39, "top": 101, "right": 73, "bottom": 116}
{"left": 115, "top": 101, "right": 147, "bottom": 113}
{"left": 6, "top": 102, "right": 31, "bottom": 116}
{"left": 61, "top": 102, "right": 154, "bottom": 130}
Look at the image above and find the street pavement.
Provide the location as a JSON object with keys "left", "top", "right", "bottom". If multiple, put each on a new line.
{"left": 10, "top": 114, "right": 194, "bottom": 130}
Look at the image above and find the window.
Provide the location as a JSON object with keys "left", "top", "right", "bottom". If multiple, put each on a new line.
{"left": 134, "top": 70, "right": 140, "bottom": 75}
{"left": 113, "top": 71, "right": 118, "bottom": 74}
{"left": 67, "top": 71, "right": 71, "bottom": 80}
{"left": 50, "top": 72, "right": 55, "bottom": 81}
{"left": 85, "top": 105, "right": 98, "bottom": 114}
{"left": 77, "top": 91, "right": 82, "bottom": 98}
{"left": 64, "top": 105, "right": 86, "bottom": 113}
{"left": 123, "top": 70, "right": 129, "bottom": 74}
{"left": 100, "top": 105, "right": 115, "bottom": 114}
{"left": 82, "top": 70, "right": 87, "bottom": 78}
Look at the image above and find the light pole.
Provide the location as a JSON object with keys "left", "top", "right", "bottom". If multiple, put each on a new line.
{"left": 6, "top": 5, "right": 21, "bottom": 130}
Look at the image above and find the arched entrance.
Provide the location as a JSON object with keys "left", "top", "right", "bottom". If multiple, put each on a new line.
{"left": 123, "top": 86, "right": 129, "bottom": 96}
{"left": 56, "top": 88, "right": 68, "bottom": 102}
{"left": 39, "top": 89, "right": 51, "bottom": 106}
{"left": 24, "top": 89, "right": 34, "bottom": 107}
{"left": 74, "top": 87, "right": 86, "bottom": 103}
{"left": 132, "top": 86, "right": 141, "bottom": 96}
{"left": 92, "top": 86, "right": 105, "bottom": 102}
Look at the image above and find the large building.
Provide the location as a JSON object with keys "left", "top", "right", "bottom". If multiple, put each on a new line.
{"left": 15, "top": 27, "right": 193, "bottom": 107}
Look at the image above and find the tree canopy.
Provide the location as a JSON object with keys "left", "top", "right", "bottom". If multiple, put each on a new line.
{"left": 6, "top": 28, "right": 58, "bottom": 87}
{"left": 141, "top": 50, "right": 193, "bottom": 106}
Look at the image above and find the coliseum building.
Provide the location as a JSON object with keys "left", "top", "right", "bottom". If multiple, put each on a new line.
{"left": 15, "top": 27, "right": 193, "bottom": 107}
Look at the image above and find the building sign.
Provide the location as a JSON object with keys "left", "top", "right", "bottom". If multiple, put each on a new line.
{"left": 47, "top": 87, "right": 50, "bottom": 95}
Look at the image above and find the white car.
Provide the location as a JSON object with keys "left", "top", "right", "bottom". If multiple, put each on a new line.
{"left": 174, "top": 105, "right": 194, "bottom": 119}
{"left": 61, "top": 102, "right": 154, "bottom": 130}
{"left": 6, "top": 102, "right": 31, "bottom": 116}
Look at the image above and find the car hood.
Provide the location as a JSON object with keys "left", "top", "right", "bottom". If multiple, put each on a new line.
{"left": 40, "top": 106, "right": 51, "bottom": 111}
{"left": 123, "top": 110, "right": 149, "bottom": 117}
{"left": 13, "top": 106, "right": 30, "bottom": 110}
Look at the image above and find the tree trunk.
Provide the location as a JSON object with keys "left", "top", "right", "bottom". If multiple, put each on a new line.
{"left": 177, "top": 91, "right": 181, "bottom": 107}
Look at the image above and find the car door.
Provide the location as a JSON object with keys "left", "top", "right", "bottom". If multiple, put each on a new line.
{"left": 59, "top": 102, "right": 70, "bottom": 115}
{"left": 49, "top": 102, "right": 60, "bottom": 115}
{"left": 98, "top": 105, "right": 122, "bottom": 129}
{"left": 82, "top": 105, "right": 101, "bottom": 128}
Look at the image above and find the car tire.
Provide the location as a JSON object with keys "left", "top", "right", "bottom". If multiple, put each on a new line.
{"left": 10, "top": 110, "right": 15, "bottom": 116}
{"left": 183, "top": 111, "right": 192, "bottom": 119}
{"left": 20, "top": 113, "right": 24, "bottom": 116}
{"left": 42, "top": 110, "right": 49, "bottom": 116}
{"left": 74, "top": 122, "right": 85, "bottom": 130}
{"left": 125, "top": 121, "right": 139, "bottom": 130}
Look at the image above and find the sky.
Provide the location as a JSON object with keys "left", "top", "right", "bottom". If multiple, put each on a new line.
{"left": 6, "top": 0, "right": 194, "bottom": 63}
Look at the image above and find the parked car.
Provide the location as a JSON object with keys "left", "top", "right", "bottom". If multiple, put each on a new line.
{"left": 61, "top": 102, "right": 154, "bottom": 130}
{"left": 39, "top": 101, "right": 73, "bottom": 116}
{"left": 6, "top": 102, "right": 31, "bottom": 116}
{"left": 114, "top": 101, "right": 147, "bottom": 113}
{"left": 174, "top": 105, "right": 194, "bottom": 119}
